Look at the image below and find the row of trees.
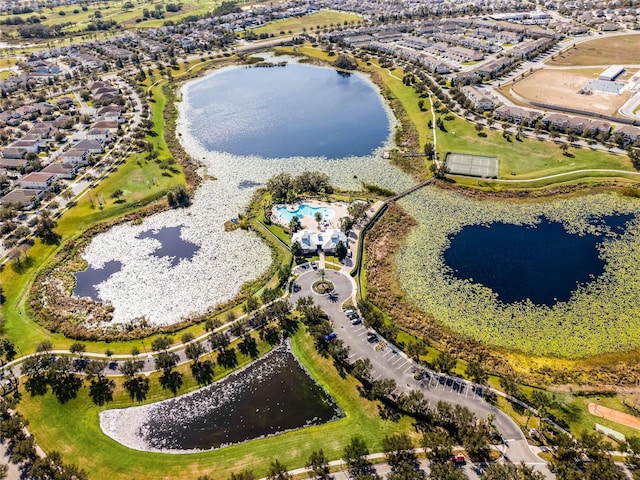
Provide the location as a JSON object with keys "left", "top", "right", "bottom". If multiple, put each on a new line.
{"left": 265, "top": 171, "right": 332, "bottom": 203}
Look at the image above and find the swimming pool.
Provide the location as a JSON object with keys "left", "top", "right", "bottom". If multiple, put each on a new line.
{"left": 275, "top": 204, "right": 336, "bottom": 224}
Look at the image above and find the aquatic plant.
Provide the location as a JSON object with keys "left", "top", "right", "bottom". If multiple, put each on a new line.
{"left": 396, "top": 188, "right": 640, "bottom": 358}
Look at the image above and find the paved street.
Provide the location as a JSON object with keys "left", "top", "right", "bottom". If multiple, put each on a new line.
{"left": 290, "top": 268, "right": 552, "bottom": 478}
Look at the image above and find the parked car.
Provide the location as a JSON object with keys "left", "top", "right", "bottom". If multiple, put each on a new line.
{"left": 350, "top": 317, "right": 362, "bottom": 325}
{"left": 325, "top": 332, "right": 337, "bottom": 342}
{"left": 310, "top": 261, "right": 318, "bottom": 269}
{"left": 366, "top": 332, "right": 379, "bottom": 343}
{"left": 344, "top": 309, "right": 355, "bottom": 317}
{"left": 449, "top": 455, "right": 466, "bottom": 465}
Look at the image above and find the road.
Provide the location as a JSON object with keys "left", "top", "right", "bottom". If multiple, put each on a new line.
{"left": 289, "top": 268, "right": 552, "bottom": 478}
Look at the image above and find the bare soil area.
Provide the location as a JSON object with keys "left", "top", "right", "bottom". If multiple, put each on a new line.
{"left": 589, "top": 402, "right": 640, "bottom": 430}
{"left": 511, "top": 69, "right": 631, "bottom": 116}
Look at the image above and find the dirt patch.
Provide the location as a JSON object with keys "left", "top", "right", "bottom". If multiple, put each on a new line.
{"left": 512, "top": 68, "right": 631, "bottom": 116}
{"left": 589, "top": 402, "right": 640, "bottom": 430}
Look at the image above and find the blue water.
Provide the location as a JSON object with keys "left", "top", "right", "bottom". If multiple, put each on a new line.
{"left": 443, "top": 214, "right": 634, "bottom": 306}
{"left": 136, "top": 226, "right": 200, "bottom": 267}
{"left": 276, "top": 204, "right": 335, "bottom": 224}
{"left": 187, "top": 64, "right": 390, "bottom": 158}
{"left": 73, "top": 260, "right": 122, "bottom": 300}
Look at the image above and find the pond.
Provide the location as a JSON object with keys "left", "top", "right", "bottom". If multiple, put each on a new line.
{"left": 395, "top": 188, "right": 640, "bottom": 357}
{"left": 443, "top": 214, "right": 634, "bottom": 306}
{"left": 73, "top": 260, "right": 122, "bottom": 301}
{"left": 184, "top": 63, "right": 391, "bottom": 159}
{"left": 100, "top": 345, "right": 342, "bottom": 452}
{"left": 73, "top": 226, "right": 200, "bottom": 302}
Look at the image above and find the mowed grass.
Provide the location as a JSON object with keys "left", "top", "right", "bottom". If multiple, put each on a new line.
{"left": 251, "top": 11, "right": 362, "bottom": 37}
{"left": 549, "top": 33, "right": 640, "bottom": 66}
{"left": 436, "top": 115, "right": 634, "bottom": 180}
{"left": 18, "top": 329, "right": 415, "bottom": 479}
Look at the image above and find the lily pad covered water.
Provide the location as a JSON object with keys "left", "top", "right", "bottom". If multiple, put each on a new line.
{"left": 75, "top": 60, "right": 411, "bottom": 327}
{"left": 100, "top": 345, "right": 342, "bottom": 452}
{"left": 396, "top": 189, "right": 640, "bottom": 358}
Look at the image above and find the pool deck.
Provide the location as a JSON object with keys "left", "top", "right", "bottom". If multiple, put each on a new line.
{"left": 272, "top": 200, "right": 349, "bottom": 231}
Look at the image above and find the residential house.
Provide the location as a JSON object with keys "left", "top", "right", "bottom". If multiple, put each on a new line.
{"left": 41, "top": 162, "right": 78, "bottom": 179}
{"left": 0, "top": 157, "right": 28, "bottom": 169}
{"left": 0, "top": 189, "right": 43, "bottom": 210}
{"left": 2, "top": 147, "right": 29, "bottom": 159}
{"left": 494, "top": 105, "right": 541, "bottom": 126}
{"left": 86, "top": 128, "right": 112, "bottom": 143}
{"left": 73, "top": 140, "right": 103, "bottom": 153}
{"left": 461, "top": 85, "right": 497, "bottom": 111}
{"left": 17, "top": 172, "right": 55, "bottom": 190}
{"left": 60, "top": 149, "right": 90, "bottom": 166}
{"left": 615, "top": 125, "right": 640, "bottom": 144}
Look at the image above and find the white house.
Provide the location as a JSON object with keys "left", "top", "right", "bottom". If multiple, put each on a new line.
{"left": 17, "top": 172, "right": 55, "bottom": 190}
{"left": 291, "top": 229, "right": 348, "bottom": 254}
{"left": 60, "top": 149, "right": 90, "bottom": 166}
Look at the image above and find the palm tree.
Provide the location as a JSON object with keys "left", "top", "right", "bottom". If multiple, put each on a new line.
{"left": 314, "top": 211, "right": 323, "bottom": 228}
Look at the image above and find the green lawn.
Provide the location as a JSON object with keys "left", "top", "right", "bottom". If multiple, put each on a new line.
{"left": 18, "top": 329, "right": 415, "bottom": 479}
{"left": 437, "top": 117, "right": 634, "bottom": 180}
{"left": 251, "top": 11, "right": 362, "bottom": 37}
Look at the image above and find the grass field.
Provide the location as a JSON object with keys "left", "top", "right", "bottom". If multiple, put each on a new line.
{"left": 251, "top": 11, "right": 362, "bottom": 37}
{"left": 17, "top": 329, "right": 415, "bottom": 479}
{"left": 0, "top": 0, "right": 227, "bottom": 34}
{"left": 436, "top": 115, "right": 634, "bottom": 180}
{"left": 548, "top": 33, "right": 640, "bottom": 66}
{"left": 511, "top": 68, "right": 631, "bottom": 116}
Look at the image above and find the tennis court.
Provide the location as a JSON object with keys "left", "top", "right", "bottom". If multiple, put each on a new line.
{"left": 445, "top": 153, "right": 499, "bottom": 178}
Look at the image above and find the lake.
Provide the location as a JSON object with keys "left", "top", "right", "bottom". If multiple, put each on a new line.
{"left": 443, "top": 214, "right": 634, "bottom": 306}
{"left": 100, "top": 346, "right": 342, "bottom": 452}
{"left": 184, "top": 63, "right": 391, "bottom": 159}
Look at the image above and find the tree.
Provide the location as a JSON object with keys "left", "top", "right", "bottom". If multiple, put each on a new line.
{"left": 266, "top": 459, "right": 291, "bottom": 480}
{"left": 228, "top": 472, "right": 256, "bottom": 480}
{"left": 335, "top": 240, "right": 348, "bottom": 261}
{"left": 306, "top": 449, "right": 330, "bottom": 479}
{"left": 69, "top": 342, "right": 86, "bottom": 357}
{"left": 291, "top": 241, "right": 304, "bottom": 258}
{"left": 243, "top": 296, "right": 259, "bottom": 314}
{"left": 185, "top": 342, "right": 205, "bottom": 362}
{"left": 424, "top": 142, "right": 435, "bottom": 159}
{"left": 383, "top": 434, "right": 418, "bottom": 472}
{"left": 465, "top": 362, "right": 488, "bottom": 385}
{"left": 344, "top": 436, "right": 371, "bottom": 474}
{"left": 422, "top": 430, "right": 454, "bottom": 462}
{"left": 434, "top": 350, "right": 456, "bottom": 374}
{"left": 339, "top": 215, "right": 354, "bottom": 233}
{"left": 238, "top": 334, "right": 259, "bottom": 359}
{"left": 266, "top": 173, "right": 292, "bottom": 201}
{"left": 209, "top": 332, "right": 230, "bottom": 351}
{"left": 314, "top": 210, "right": 323, "bottom": 228}
{"left": 86, "top": 360, "right": 115, "bottom": 406}
{"left": 428, "top": 462, "right": 467, "bottom": 480}
{"left": 151, "top": 335, "right": 173, "bottom": 352}
{"left": 191, "top": 358, "right": 215, "bottom": 385}
{"left": 406, "top": 341, "right": 427, "bottom": 361}
{"left": 48, "top": 357, "right": 83, "bottom": 404}
{"left": 33, "top": 211, "right": 59, "bottom": 243}
{"left": 217, "top": 347, "right": 238, "bottom": 369}
{"left": 481, "top": 462, "right": 544, "bottom": 480}
{"left": 21, "top": 354, "right": 53, "bottom": 396}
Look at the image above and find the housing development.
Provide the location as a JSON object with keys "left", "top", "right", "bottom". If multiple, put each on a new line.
{"left": 0, "top": 0, "right": 639, "bottom": 479}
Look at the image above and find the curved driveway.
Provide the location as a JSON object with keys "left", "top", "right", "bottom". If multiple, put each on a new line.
{"left": 291, "top": 268, "right": 552, "bottom": 477}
